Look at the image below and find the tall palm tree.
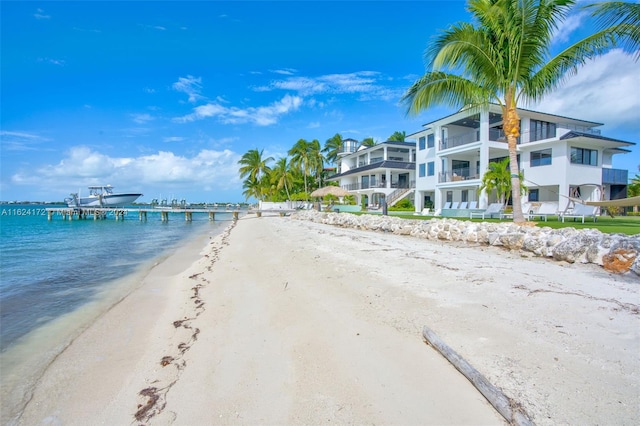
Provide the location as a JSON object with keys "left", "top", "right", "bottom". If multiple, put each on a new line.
{"left": 289, "top": 139, "right": 313, "bottom": 197}
{"left": 388, "top": 131, "right": 406, "bottom": 142}
{"left": 271, "top": 157, "right": 294, "bottom": 200}
{"left": 402, "top": 0, "right": 616, "bottom": 222}
{"left": 584, "top": 1, "right": 640, "bottom": 60}
{"left": 323, "top": 133, "right": 343, "bottom": 168}
{"left": 309, "top": 139, "right": 325, "bottom": 189}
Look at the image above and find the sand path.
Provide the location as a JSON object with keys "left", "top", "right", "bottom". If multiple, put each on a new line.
{"left": 16, "top": 215, "right": 639, "bottom": 425}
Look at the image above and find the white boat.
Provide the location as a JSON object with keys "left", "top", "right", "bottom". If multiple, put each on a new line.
{"left": 65, "top": 185, "right": 143, "bottom": 208}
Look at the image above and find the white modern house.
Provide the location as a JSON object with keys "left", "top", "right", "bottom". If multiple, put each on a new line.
{"left": 328, "top": 105, "right": 633, "bottom": 216}
{"left": 326, "top": 139, "right": 416, "bottom": 209}
{"left": 406, "top": 104, "right": 634, "bottom": 215}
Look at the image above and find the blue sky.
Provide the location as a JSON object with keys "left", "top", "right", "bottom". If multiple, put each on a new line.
{"left": 1, "top": 1, "right": 638, "bottom": 203}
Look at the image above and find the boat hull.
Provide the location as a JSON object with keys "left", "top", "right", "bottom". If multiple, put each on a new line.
{"left": 68, "top": 193, "right": 142, "bottom": 207}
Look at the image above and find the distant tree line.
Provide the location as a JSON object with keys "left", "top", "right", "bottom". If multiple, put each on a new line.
{"left": 238, "top": 132, "right": 407, "bottom": 201}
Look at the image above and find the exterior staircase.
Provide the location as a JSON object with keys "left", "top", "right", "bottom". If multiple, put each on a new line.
{"left": 386, "top": 186, "right": 414, "bottom": 207}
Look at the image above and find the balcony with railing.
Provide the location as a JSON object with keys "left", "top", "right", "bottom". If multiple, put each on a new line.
{"left": 342, "top": 179, "right": 414, "bottom": 191}
{"left": 440, "top": 128, "right": 519, "bottom": 150}
{"left": 439, "top": 167, "right": 480, "bottom": 183}
{"left": 558, "top": 123, "right": 601, "bottom": 136}
{"left": 602, "top": 168, "right": 628, "bottom": 185}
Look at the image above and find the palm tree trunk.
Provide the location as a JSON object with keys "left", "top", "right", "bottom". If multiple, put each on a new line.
{"left": 504, "top": 103, "right": 525, "bottom": 223}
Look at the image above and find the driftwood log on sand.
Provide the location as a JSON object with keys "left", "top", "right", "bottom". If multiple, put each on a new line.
{"left": 422, "top": 326, "right": 534, "bottom": 426}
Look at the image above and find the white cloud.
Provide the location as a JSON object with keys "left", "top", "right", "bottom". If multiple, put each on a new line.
{"left": 163, "top": 136, "right": 185, "bottom": 143}
{"left": 38, "top": 58, "right": 65, "bottom": 66}
{"left": 255, "top": 71, "right": 400, "bottom": 101}
{"left": 10, "top": 146, "right": 242, "bottom": 195}
{"left": 34, "top": 8, "right": 50, "bottom": 19}
{"left": 173, "top": 94, "right": 303, "bottom": 126}
{"left": 130, "top": 113, "right": 154, "bottom": 124}
{"left": 532, "top": 49, "right": 640, "bottom": 134}
{"left": 0, "top": 131, "right": 52, "bottom": 151}
{"left": 172, "top": 75, "right": 203, "bottom": 103}
{"left": 552, "top": 10, "right": 587, "bottom": 45}
{"left": 271, "top": 68, "right": 297, "bottom": 75}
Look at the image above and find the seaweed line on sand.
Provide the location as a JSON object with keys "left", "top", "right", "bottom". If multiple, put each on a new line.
{"left": 133, "top": 220, "right": 237, "bottom": 424}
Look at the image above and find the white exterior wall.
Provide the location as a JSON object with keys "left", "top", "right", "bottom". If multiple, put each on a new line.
{"left": 411, "top": 105, "right": 633, "bottom": 212}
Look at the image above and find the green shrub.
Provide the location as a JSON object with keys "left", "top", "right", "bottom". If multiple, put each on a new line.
{"left": 389, "top": 198, "right": 414, "bottom": 211}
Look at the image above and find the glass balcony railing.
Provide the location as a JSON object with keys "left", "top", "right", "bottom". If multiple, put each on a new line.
{"left": 602, "top": 168, "right": 628, "bottom": 185}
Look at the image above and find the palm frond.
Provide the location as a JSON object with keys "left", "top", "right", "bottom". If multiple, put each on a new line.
{"left": 402, "top": 72, "right": 494, "bottom": 116}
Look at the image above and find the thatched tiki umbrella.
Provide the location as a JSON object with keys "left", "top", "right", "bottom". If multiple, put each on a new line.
{"left": 310, "top": 185, "right": 350, "bottom": 198}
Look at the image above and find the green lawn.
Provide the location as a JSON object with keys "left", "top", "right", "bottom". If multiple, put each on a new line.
{"left": 358, "top": 212, "right": 640, "bottom": 236}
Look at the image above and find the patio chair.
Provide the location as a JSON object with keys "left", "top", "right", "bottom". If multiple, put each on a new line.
{"left": 470, "top": 203, "right": 504, "bottom": 219}
{"left": 500, "top": 202, "right": 532, "bottom": 220}
{"left": 529, "top": 202, "right": 559, "bottom": 221}
{"left": 468, "top": 201, "right": 478, "bottom": 209}
{"left": 450, "top": 202, "right": 460, "bottom": 209}
{"left": 442, "top": 202, "right": 452, "bottom": 209}
{"left": 459, "top": 201, "right": 468, "bottom": 209}
{"left": 561, "top": 203, "right": 598, "bottom": 223}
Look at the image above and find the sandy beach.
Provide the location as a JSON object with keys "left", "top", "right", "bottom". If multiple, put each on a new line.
{"left": 12, "top": 214, "right": 639, "bottom": 425}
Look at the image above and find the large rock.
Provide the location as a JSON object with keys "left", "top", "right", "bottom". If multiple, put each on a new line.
{"left": 291, "top": 211, "right": 640, "bottom": 276}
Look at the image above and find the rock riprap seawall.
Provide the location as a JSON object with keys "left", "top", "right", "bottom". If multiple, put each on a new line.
{"left": 291, "top": 211, "right": 640, "bottom": 276}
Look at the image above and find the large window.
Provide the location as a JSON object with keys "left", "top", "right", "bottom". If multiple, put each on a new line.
{"left": 571, "top": 147, "right": 598, "bottom": 166}
{"left": 530, "top": 119, "right": 556, "bottom": 141}
{"left": 530, "top": 149, "right": 552, "bottom": 167}
{"left": 419, "top": 136, "right": 426, "bottom": 150}
{"left": 419, "top": 163, "right": 426, "bottom": 177}
{"left": 427, "top": 161, "right": 435, "bottom": 176}
{"left": 427, "top": 134, "right": 435, "bottom": 148}
{"left": 529, "top": 189, "right": 539, "bottom": 202}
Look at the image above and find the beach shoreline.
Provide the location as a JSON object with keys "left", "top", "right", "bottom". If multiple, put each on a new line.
{"left": 11, "top": 214, "right": 640, "bottom": 425}
{"left": 0, "top": 219, "right": 227, "bottom": 425}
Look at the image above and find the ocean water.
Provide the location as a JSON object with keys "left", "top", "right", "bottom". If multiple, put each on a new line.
{"left": 0, "top": 204, "right": 237, "bottom": 422}
{"left": 0, "top": 204, "right": 232, "bottom": 352}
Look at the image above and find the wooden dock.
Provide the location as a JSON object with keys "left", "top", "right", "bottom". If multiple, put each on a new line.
{"left": 45, "top": 207, "right": 298, "bottom": 221}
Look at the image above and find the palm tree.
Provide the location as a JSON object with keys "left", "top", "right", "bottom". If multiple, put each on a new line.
{"left": 289, "top": 139, "right": 313, "bottom": 197}
{"left": 584, "top": 1, "right": 640, "bottom": 60}
{"left": 479, "top": 158, "right": 526, "bottom": 206}
{"left": 323, "top": 133, "right": 343, "bottom": 168}
{"left": 309, "top": 139, "right": 325, "bottom": 189}
{"left": 238, "top": 148, "right": 274, "bottom": 201}
{"left": 238, "top": 148, "right": 273, "bottom": 182}
{"left": 402, "top": 0, "right": 616, "bottom": 222}
{"left": 241, "top": 176, "right": 262, "bottom": 201}
{"left": 360, "top": 137, "right": 376, "bottom": 147}
{"left": 388, "top": 131, "right": 406, "bottom": 142}
{"left": 271, "top": 157, "right": 294, "bottom": 200}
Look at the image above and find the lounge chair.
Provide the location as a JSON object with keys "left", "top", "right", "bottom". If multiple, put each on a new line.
{"left": 450, "top": 202, "right": 460, "bottom": 209}
{"left": 468, "top": 201, "right": 478, "bottom": 209}
{"left": 500, "top": 202, "right": 531, "bottom": 220}
{"left": 470, "top": 203, "right": 503, "bottom": 219}
{"left": 458, "top": 201, "right": 468, "bottom": 209}
{"left": 561, "top": 203, "right": 598, "bottom": 223}
{"left": 529, "top": 202, "right": 558, "bottom": 221}
{"left": 442, "top": 202, "right": 452, "bottom": 209}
